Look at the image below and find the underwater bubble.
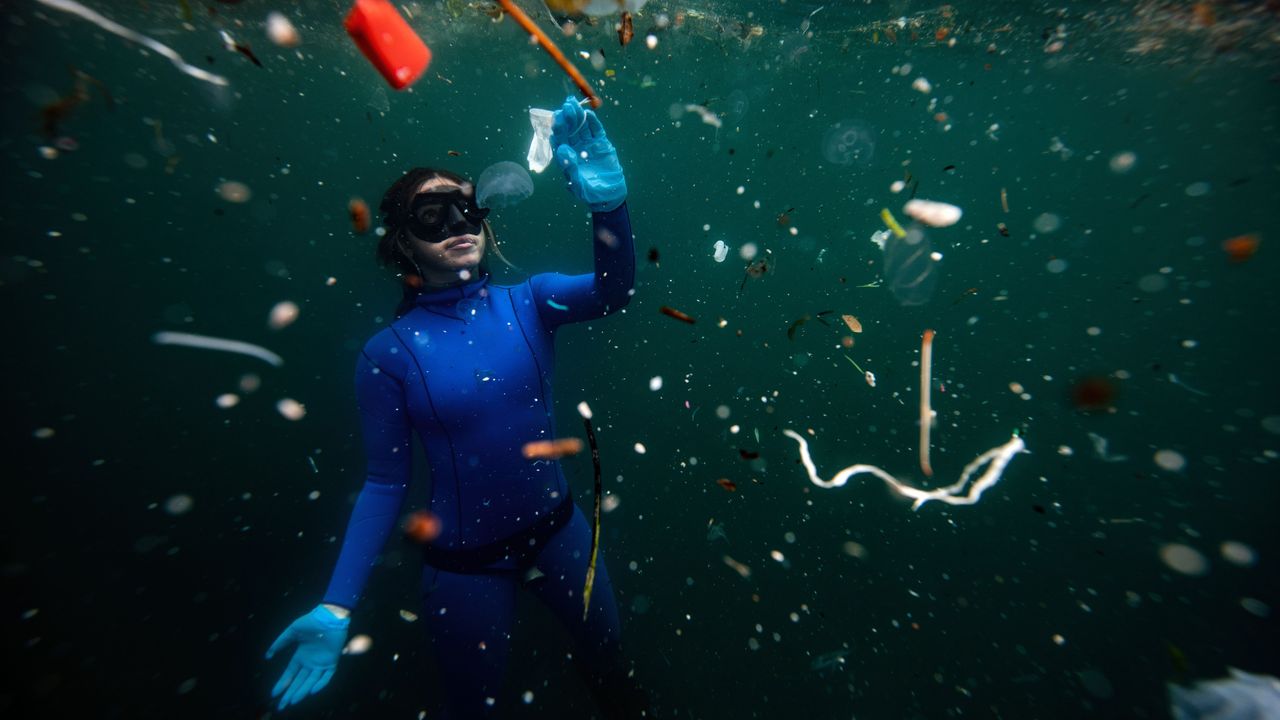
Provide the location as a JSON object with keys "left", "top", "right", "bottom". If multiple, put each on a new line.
{"left": 476, "top": 161, "right": 534, "bottom": 209}
{"left": 821, "top": 120, "right": 875, "bottom": 166}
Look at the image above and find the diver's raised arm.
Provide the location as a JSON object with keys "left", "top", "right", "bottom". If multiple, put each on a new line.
{"left": 530, "top": 96, "right": 635, "bottom": 327}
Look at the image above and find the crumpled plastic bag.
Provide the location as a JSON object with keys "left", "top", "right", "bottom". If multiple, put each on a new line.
{"left": 527, "top": 108, "right": 555, "bottom": 174}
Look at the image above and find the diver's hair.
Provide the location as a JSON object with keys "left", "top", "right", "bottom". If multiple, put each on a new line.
{"left": 378, "top": 167, "right": 520, "bottom": 316}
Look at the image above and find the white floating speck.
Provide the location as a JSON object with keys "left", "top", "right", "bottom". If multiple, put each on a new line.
{"left": 344, "top": 634, "right": 372, "bottom": 655}
{"left": 277, "top": 398, "right": 306, "bottom": 421}
{"left": 268, "top": 301, "right": 300, "bottom": 330}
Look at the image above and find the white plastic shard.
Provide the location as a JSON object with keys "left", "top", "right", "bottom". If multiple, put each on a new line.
{"left": 153, "top": 331, "right": 283, "bottom": 367}
{"left": 903, "top": 199, "right": 963, "bottom": 228}
{"left": 37, "top": 0, "right": 229, "bottom": 87}
{"left": 783, "top": 429, "right": 1026, "bottom": 510}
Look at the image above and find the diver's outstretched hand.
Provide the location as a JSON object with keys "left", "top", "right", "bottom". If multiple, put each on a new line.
{"left": 265, "top": 605, "right": 349, "bottom": 710}
{"left": 551, "top": 96, "right": 627, "bottom": 212}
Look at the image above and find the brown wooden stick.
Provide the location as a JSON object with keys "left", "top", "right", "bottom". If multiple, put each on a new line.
{"left": 496, "top": 0, "right": 601, "bottom": 108}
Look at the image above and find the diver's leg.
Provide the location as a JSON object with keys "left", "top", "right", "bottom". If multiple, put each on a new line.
{"left": 527, "top": 506, "right": 650, "bottom": 718}
{"left": 421, "top": 564, "right": 518, "bottom": 719}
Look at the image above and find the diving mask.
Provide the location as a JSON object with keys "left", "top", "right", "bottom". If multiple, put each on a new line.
{"left": 406, "top": 190, "right": 490, "bottom": 243}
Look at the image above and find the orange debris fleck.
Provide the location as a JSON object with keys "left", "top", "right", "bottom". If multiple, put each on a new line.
{"left": 404, "top": 510, "right": 442, "bottom": 543}
{"left": 348, "top": 197, "right": 371, "bottom": 234}
{"left": 1222, "top": 234, "right": 1260, "bottom": 263}
{"left": 522, "top": 437, "right": 584, "bottom": 460}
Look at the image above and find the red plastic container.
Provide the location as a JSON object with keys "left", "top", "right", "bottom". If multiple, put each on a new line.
{"left": 344, "top": 0, "right": 432, "bottom": 90}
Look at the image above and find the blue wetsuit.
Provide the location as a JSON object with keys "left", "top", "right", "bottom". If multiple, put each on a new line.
{"left": 322, "top": 205, "right": 636, "bottom": 718}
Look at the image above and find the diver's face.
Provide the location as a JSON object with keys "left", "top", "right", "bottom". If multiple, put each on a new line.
{"left": 405, "top": 178, "right": 486, "bottom": 280}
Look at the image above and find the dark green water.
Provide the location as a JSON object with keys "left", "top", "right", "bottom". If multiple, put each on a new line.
{"left": 4, "top": 1, "right": 1278, "bottom": 718}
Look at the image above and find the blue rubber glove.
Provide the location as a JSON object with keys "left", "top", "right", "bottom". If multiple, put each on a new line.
{"left": 265, "top": 605, "right": 350, "bottom": 711}
{"left": 550, "top": 96, "right": 627, "bottom": 212}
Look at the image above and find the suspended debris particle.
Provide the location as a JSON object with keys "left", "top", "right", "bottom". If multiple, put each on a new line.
{"left": 217, "top": 180, "right": 252, "bottom": 203}
{"left": 215, "top": 393, "right": 240, "bottom": 409}
{"left": 1153, "top": 449, "right": 1186, "bottom": 472}
{"left": 660, "top": 306, "right": 696, "bottom": 324}
{"left": 276, "top": 398, "right": 306, "bottom": 421}
{"left": 716, "top": 478, "right": 738, "bottom": 492}
{"left": 153, "top": 331, "right": 283, "bottom": 367}
{"left": 841, "top": 315, "right": 862, "bottom": 333}
{"left": 349, "top": 197, "right": 372, "bottom": 234}
{"left": 1159, "top": 543, "right": 1208, "bottom": 576}
{"left": 722, "top": 555, "right": 751, "bottom": 578}
{"left": 266, "top": 12, "right": 301, "bottom": 48}
{"left": 344, "top": 634, "right": 372, "bottom": 655}
{"left": 521, "top": 437, "right": 584, "bottom": 460}
{"left": 617, "top": 12, "right": 633, "bottom": 46}
{"left": 268, "top": 301, "right": 300, "bottom": 330}
{"left": 165, "top": 493, "right": 194, "bottom": 516}
{"left": 903, "top": 199, "right": 963, "bottom": 228}
{"left": 403, "top": 510, "right": 442, "bottom": 543}
{"left": 1219, "top": 541, "right": 1257, "bottom": 567}
{"left": 1222, "top": 234, "right": 1260, "bottom": 263}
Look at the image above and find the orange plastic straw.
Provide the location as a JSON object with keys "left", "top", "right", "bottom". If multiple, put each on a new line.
{"left": 919, "top": 329, "right": 935, "bottom": 478}
{"left": 496, "top": 0, "right": 601, "bottom": 108}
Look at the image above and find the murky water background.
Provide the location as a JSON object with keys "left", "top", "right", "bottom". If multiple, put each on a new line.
{"left": 4, "top": 1, "right": 1278, "bottom": 717}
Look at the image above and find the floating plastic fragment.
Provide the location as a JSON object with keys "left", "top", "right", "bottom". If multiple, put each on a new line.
{"left": 266, "top": 12, "right": 301, "bottom": 48}
{"left": 268, "top": 301, "right": 300, "bottom": 330}
{"left": 343, "top": 634, "right": 372, "bottom": 655}
{"left": 349, "top": 197, "right": 372, "bottom": 234}
{"left": 521, "top": 437, "right": 584, "bottom": 460}
{"left": 713, "top": 240, "right": 729, "bottom": 263}
{"left": 276, "top": 398, "right": 306, "bottom": 421}
{"left": 527, "top": 108, "right": 555, "bottom": 173}
{"left": 903, "top": 199, "right": 963, "bottom": 228}
{"left": 217, "top": 181, "right": 252, "bottom": 203}
{"left": 153, "top": 331, "right": 283, "bottom": 368}
{"left": 36, "top": 0, "right": 228, "bottom": 86}
{"left": 344, "top": 0, "right": 432, "bottom": 90}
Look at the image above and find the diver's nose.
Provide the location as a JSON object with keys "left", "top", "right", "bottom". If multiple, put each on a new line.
{"left": 445, "top": 204, "right": 469, "bottom": 232}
